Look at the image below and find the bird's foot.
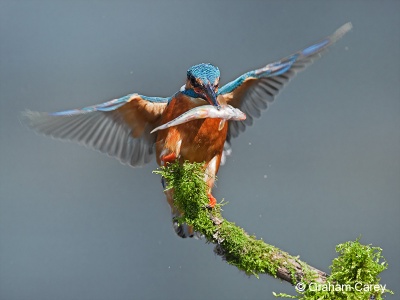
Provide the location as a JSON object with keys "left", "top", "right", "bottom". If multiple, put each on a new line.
{"left": 207, "top": 193, "right": 217, "bottom": 208}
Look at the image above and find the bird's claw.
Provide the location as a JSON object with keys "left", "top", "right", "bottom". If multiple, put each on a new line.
{"left": 161, "top": 152, "right": 177, "bottom": 165}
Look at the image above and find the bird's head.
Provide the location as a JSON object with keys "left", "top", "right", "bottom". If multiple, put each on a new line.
{"left": 186, "top": 63, "right": 220, "bottom": 108}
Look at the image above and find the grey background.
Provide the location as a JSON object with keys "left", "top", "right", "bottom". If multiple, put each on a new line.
{"left": 1, "top": 1, "right": 399, "bottom": 300}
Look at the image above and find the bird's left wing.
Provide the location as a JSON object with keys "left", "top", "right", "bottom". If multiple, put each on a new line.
{"left": 22, "top": 93, "right": 169, "bottom": 167}
{"left": 217, "top": 22, "right": 352, "bottom": 144}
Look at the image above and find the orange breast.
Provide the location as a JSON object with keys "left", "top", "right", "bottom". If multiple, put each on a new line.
{"left": 155, "top": 95, "right": 228, "bottom": 168}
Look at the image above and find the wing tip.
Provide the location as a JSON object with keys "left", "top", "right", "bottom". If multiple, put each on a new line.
{"left": 19, "top": 109, "right": 41, "bottom": 128}
{"left": 300, "top": 22, "right": 352, "bottom": 57}
{"left": 331, "top": 22, "right": 353, "bottom": 43}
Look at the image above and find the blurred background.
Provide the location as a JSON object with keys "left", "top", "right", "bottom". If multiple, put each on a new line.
{"left": 1, "top": 1, "right": 399, "bottom": 299}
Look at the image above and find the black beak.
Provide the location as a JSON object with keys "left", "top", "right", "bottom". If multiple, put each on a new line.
{"left": 204, "top": 83, "right": 220, "bottom": 109}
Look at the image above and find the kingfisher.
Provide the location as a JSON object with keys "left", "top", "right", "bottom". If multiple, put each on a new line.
{"left": 23, "top": 23, "right": 351, "bottom": 238}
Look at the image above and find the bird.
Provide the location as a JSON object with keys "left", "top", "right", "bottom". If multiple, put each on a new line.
{"left": 23, "top": 23, "right": 352, "bottom": 238}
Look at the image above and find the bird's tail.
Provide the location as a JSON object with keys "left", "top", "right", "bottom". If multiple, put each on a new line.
{"left": 162, "top": 177, "right": 201, "bottom": 238}
{"left": 171, "top": 212, "right": 201, "bottom": 239}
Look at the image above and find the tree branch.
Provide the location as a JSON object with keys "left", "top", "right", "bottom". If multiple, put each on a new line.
{"left": 154, "top": 161, "right": 392, "bottom": 299}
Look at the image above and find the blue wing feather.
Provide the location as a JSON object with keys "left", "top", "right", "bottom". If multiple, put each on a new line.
{"left": 218, "top": 72, "right": 255, "bottom": 95}
{"left": 49, "top": 94, "right": 169, "bottom": 116}
{"left": 218, "top": 22, "right": 352, "bottom": 142}
{"left": 23, "top": 93, "right": 169, "bottom": 167}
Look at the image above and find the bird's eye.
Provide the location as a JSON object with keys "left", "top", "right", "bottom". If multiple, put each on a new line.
{"left": 190, "top": 76, "right": 199, "bottom": 88}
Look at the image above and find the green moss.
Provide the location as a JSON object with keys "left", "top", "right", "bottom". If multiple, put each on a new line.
{"left": 276, "top": 238, "right": 393, "bottom": 299}
{"left": 154, "top": 161, "right": 284, "bottom": 278}
{"left": 154, "top": 161, "right": 392, "bottom": 299}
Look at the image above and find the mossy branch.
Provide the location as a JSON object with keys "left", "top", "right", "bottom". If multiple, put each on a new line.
{"left": 154, "top": 161, "right": 392, "bottom": 299}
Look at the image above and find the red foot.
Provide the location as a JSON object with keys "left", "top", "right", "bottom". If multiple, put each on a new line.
{"left": 161, "top": 153, "right": 177, "bottom": 164}
{"left": 207, "top": 193, "right": 217, "bottom": 208}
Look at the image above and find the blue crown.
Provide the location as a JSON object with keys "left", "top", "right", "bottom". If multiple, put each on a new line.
{"left": 187, "top": 63, "right": 220, "bottom": 83}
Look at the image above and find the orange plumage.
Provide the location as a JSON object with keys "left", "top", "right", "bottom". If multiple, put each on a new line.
{"left": 23, "top": 23, "right": 352, "bottom": 238}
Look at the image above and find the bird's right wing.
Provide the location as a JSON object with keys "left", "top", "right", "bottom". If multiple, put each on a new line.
{"left": 22, "top": 93, "right": 169, "bottom": 167}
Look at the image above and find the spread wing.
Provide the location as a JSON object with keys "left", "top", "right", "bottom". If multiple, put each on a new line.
{"left": 218, "top": 22, "right": 352, "bottom": 144}
{"left": 22, "top": 93, "right": 169, "bottom": 167}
